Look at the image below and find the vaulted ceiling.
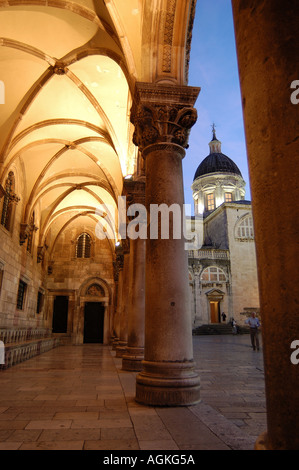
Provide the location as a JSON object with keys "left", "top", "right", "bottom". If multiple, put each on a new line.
{"left": 0, "top": 0, "right": 196, "bottom": 256}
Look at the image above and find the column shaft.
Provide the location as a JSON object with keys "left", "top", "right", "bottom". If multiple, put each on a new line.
{"left": 115, "top": 251, "right": 130, "bottom": 357}
{"left": 131, "top": 83, "right": 201, "bottom": 405}
{"left": 122, "top": 237, "right": 146, "bottom": 371}
{"left": 232, "top": 0, "right": 299, "bottom": 450}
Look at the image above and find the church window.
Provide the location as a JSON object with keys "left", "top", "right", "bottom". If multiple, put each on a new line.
{"left": 236, "top": 215, "right": 254, "bottom": 239}
{"left": 76, "top": 232, "right": 91, "bottom": 258}
{"left": 16, "top": 280, "right": 27, "bottom": 310}
{"left": 225, "top": 192, "right": 233, "bottom": 202}
{"left": 201, "top": 266, "right": 226, "bottom": 282}
{"left": 206, "top": 193, "right": 215, "bottom": 211}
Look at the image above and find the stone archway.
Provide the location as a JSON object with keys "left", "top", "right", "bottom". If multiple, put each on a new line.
{"left": 73, "top": 278, "right": 112, "bottom": 345}
{"left": 205, "top": 289, "right": 225, "bottom": 324}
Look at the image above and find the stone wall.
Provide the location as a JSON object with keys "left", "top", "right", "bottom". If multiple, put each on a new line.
{"left": 226, "top": 205, "right": 260, "bottom": 324}
{"left": 0, "top": 164, "right": 45, "bottom": 329}
{"left": 0, "top": 172, "right": 116, "bottom": 343}
{"left": 46, "top": 222, "right": 115, "bottom": 344}
{"left": 188, "top": 202, "right": 259, "bottom": 327}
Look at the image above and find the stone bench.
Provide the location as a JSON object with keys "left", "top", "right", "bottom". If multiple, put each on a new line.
{"left": 0, "top": 328, "right": 60, "bottom": 369}
{"left": 0, "top": 328, "right": 52, "bottom": 345}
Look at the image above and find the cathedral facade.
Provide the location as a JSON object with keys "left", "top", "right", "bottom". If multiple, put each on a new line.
{"left": 188, "top": 129, "right": 259, "bottom": 328}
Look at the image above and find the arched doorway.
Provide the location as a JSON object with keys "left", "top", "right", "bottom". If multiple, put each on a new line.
{"left": 206, "top": 289, "right": 225, "bottom": 324}
{"left": 84, "top": 301, "right": 105, "bottom": 343}
{"left": 74, "top": 278, "right": 112, "bottom": 345}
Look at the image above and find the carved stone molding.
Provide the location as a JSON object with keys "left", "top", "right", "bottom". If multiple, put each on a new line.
{"left": 52, "top": 61, "right": 66, "bottom": 75}
{"left": 185, "top": 0, "right": 197, "bottom": 83}
{"left": 19, "top": 223, "right": 38, "bottom": 246}
{"left": 37, "top": 245, "right": 47, "bottom": 263}
{"left": 162, "top": 0, "right": 177, "bottom": 73}
{"left": 86, "top": 283, "right": 105, "bottom": 297}
{"left": 131, "top": 83, "right": 200, "bottom": 153}
{"left": 121, "top": 238, "right": 130, "bottom": 255}
{"left": 123, "top": 179, "right": 146, "bottom": 206}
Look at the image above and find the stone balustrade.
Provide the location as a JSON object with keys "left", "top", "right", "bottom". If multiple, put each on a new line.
{"left": 0, "top": 327, "right": 60, "bottom": 369}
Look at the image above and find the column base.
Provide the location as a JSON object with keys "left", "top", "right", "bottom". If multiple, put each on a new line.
{"left": 115, "top": 341, "right": 127, "bottom": 358}
{"left": 135, "top": 360, "right": 200, "bottom": 406}
{"left": 122, "top": 347, "right": 144, "bottom": 371}
{"left": 254, "top": 432, "right": 268, "bottom": 450}
{"left": 112, "top": 337, "right": 119, "bottom": 350}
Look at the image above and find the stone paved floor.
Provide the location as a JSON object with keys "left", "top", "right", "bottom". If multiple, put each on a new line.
{"left": 0, "top": 334, "right": 266, "bottom": 451}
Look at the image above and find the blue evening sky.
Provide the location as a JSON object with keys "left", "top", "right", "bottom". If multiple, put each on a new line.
{"left": 183, "top": 0, "right": 251, "bottom": 212}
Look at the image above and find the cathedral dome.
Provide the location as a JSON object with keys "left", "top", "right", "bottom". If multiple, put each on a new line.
{"left": 193, "top": 126, "right": 242, "bottom": 181}
{"left": 193, "top": 152, "right": 242, "bottom": 180}
{"left": 191, "top": 126, "right": 246, "bottom": 216}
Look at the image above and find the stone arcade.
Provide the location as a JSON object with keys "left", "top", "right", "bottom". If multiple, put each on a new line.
{"left": 0, "top": 0, "right": 298, "bottom": 450}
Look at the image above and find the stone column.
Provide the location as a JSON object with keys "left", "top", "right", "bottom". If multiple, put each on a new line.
{"left": 130, "top": 82, "right": 201, "bottom": 405}
{"left": 112, "top": 251, "right": 124, "bottom": 349}
{"left": 115, "top": 241, "right": 130, "bottom": 357}
{"left": 232, "top": 0, "right": 299, "bottom": 450}
{"left": 122, "top": 180, "right": 146, "bottom": 371}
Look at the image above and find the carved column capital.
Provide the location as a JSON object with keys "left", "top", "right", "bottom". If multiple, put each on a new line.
{"left": 131, "top": 82, "right": 200, "bottom": 153}
{"left": 123, "top": 179, "right": 146, "bottom": 206}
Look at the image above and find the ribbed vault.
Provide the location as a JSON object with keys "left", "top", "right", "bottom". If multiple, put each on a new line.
{"left": 0, "top": 0, "right": 196, "bottom": 256}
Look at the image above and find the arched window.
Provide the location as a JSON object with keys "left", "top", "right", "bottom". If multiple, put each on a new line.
{"left": 200, "top": 266, "right": 227, "bottom": 283}
{"left": 1, "top": 171, "right": 17, "bottom": 231}
{"left": 76, "top": 233, "right": 91, "bottom": 258}
{"left": 235, "top": 215, "right": 254, "bottom": 239}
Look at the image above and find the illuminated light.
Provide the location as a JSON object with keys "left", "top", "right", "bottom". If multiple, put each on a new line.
{"left": 216, "top": 196, "right": 224, "bottom": 207}
{"left": 197, "top": 202, "right": 204, "bottom": 215}
{"left": 124, "top": 174, "right": 133, "bottom": 180}
{"left": 132, "top": 8, "right": 139, "bottom": 15}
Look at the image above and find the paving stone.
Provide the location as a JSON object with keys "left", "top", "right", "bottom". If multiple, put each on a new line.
{"left": 156, "top": 407, "right": 230, "bottom": 450}
{"left": 19, "top": 440, "right": 84, "bottom": 450}
{"left": 26, "top": 420, "right": 72, "bottom": 430}
{"left": 0, "top": 337, "right": 267, "bottom": 450}
{"left": 101, "top": 427, "right": 136, "bottom": 440}
{"left": 83, "top": 439, "right": 139, "bottom": 450}
{"left": 130, "top": 415, "right": 174, "bottom": 442}
{"left": 0, "top": 441, "right": 22, "bottom": 450}
{"left": 53, "top": 412, "right": 99, "bottom": 420}
{"left": 6, "top": 429, "right": 42, "bottom": 442}
{"left": 139, "top": 439, "right": 179, "bottom": 450}
{"left": 38, "top": 428, "right": 101, "bottom": 441}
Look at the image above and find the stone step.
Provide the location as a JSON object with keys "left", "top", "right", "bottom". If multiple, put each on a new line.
{"left": 193, "top": 324, "right": 250, "bottom": 335}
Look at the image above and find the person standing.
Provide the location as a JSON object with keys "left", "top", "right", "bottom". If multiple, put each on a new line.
{"left": 245, "top": 312, "right": 260, "bottom": 351}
